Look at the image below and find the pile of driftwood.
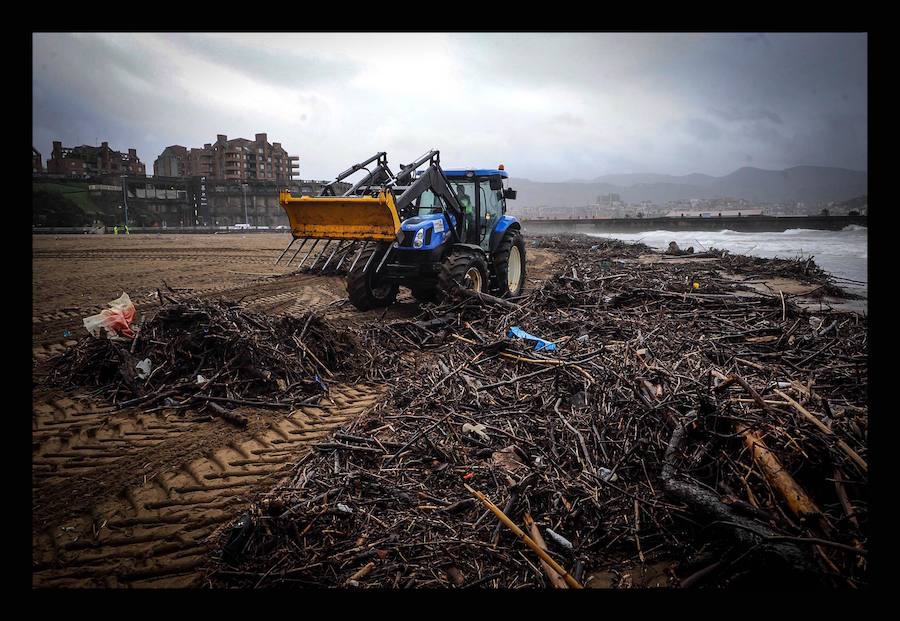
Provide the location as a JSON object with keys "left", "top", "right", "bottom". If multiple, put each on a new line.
{"left": 707, "top": 246, "right": 863, "bottom": 300}
{"left": 711, "top": 247, "right": 830, "bottom": 282}
{"left": 207, "top": 235, "right": 867, "bottom": 588}
{"left": 48, "top": 295, "right": 364, "bottom": 423}
{"left": 532, "top": 234, "right": 650, "bottom": 257}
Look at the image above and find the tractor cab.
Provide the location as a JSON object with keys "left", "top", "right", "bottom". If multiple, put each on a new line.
{"left": 406, "top": 167, "right": 518, "bottom": 251}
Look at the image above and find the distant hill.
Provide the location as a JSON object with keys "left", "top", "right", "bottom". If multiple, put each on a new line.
{"left": 510, "top": 166, "right": 868, "bottom": 208}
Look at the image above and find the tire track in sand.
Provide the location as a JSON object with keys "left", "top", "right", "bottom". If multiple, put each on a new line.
{"left": 33, "top": 384, "right": 384, "bottom": 588}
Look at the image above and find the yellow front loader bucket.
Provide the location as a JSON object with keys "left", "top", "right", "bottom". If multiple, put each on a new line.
{"left": 279, "top": 190, "right": 402, "bottom": 242}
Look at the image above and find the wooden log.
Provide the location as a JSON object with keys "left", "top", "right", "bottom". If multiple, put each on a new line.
{"left": 346, "top": 561, "right": 375, "bottom": 585}
{"left": 661, "top": 418, "right": 815, "bottom": 574}
{"left": 736, "top": 423, "right": 821, "bottom": 521}
{"left": 207, "top": 402, "right": 249, "bottom": 428}
{"left": 457, "top": 287, "right": 526, "bottom": 312}
{"left": 523, "top": 513, "right": 568, "bottom": 589}
{"left": 465, "top": 483, "right": 583, "bottom": 588}
{"left": 726, "top": 376, "right": 829, "bottom": 529}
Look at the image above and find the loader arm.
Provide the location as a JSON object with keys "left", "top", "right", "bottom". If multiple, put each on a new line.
{"left": 343, "top": 154, "right": 396, "bottom": 197}
{"left": 320, "top": 152, "right": 390, "bottom": 196}
{"left": 385, "top": 149, "right": 467, "bottom": 242}
{"left": 279, "top": 149, "right": 467, "bottom": 247}
{"left": 343, "top": 164, "right": 394, "bottom": 197}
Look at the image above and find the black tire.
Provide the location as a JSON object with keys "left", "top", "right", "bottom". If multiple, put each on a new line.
{"left": 346, "top": 245, "right": 399, "bottom": 311}
{"left": 410, "top": 287, "right": 438, "bottom": 304}
{"left": 491, "top": 229, "right": 527, "bottom": 297}
{"left": 437, "top": 248, "right": 489, "bottom": 303}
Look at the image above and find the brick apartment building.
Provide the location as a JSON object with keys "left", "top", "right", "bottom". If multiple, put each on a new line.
{"left": 153, "top": 133, "right": 299, "bottom": 182}
{"left": 154, "top": 144, "right": 215, "bottom": 178}
{"left": 153, "top": 145, "right": 190, "bottom": 177}
{"left": 33, "top": 147, "right": 43, "bottom": 174}
{"left": 47, "top": 141, "right": 146, "bottom": 177}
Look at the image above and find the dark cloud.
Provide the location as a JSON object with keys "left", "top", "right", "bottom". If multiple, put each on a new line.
{"left": 709, "top": 106, "right": 783, "bottom": 124}
{"left": 160, "top": 34, "right": 364, "bottom": 88}
{"left": 788, "top": 112, "right": 867, "bottom": 171}
{"left": 447, "top": 33, "right": 865, "bottom": 176}
{"left": 32, "top": 33, "right": 867, "bottom": 181}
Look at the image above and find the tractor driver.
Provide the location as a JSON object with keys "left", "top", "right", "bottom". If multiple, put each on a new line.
{"left": 455, "top": 184, "right": 475, "bottom": 240}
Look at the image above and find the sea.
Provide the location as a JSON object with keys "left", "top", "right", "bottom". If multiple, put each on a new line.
{"left": 587, "top": 225, "right": 868, "bottom": 297}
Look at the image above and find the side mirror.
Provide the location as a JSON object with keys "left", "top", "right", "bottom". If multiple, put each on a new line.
{"left": 503, "top": 188, "right": 517, "bottom": 200}
{"left": 489, "top": 178, "right": 503, "bottom": 191}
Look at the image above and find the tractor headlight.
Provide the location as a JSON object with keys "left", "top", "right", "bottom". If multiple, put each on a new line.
{"left": 413, "top": 228, "right": 425, "bottom": 248}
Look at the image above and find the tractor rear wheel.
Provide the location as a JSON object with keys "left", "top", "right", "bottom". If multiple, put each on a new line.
{"left": 437, "top": 248, "right": 489, "bottom": 303}
{"left": 346, "top": 244, "right": 399, "bottom": 311}
{"left": 491, "top": 229, "right": 526, "bottom": 297}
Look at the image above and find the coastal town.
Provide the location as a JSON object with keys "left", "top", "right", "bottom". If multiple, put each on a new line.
{"left": 33, "top": 136, "right": 867, "bottom": 232}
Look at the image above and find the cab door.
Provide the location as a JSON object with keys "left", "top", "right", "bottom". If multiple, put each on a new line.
{"left": 478, "top": 176, "right": 504, "bottom": 250}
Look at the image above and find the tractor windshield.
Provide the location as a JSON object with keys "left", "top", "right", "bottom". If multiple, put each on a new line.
{"left": 416, "top": 190, "right": 444, "bottom": 216}
{"left": 416, "top": 182, "right": 476, "bottom": 219}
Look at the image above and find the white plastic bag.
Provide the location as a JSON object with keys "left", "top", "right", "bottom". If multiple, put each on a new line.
{"left": 135, "top": 358, "right": 152, "bottom": 380}
{"left": 462, "top": 423, "right": 490, "bottom": 442}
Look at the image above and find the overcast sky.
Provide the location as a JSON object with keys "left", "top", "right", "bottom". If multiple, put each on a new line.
{"left": 32, "top": 32, "right": 867, "bottom": 182}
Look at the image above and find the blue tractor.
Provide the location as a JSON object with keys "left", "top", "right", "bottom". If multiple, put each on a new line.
{"left": 277, "top": 150, "right": 525, "bottom": 310}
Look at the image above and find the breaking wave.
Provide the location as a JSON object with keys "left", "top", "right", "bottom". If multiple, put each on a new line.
{"left": 781, "top": 228, "right": 820, "bottom": 235}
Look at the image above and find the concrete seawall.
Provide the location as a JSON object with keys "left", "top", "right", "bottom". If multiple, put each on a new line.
{"left": 520, "top": 215, "right": 867, "bottom": 235}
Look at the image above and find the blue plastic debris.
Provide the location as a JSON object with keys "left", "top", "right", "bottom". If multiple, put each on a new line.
{"left": 314, "top": 374, "right": 329, "bottom": 392}
{"left": 507, "top": 326, "right": 557, "bottom": 352}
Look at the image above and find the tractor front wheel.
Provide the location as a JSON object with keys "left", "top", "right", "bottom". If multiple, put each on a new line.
{"left": 437, "top": 248, "right": 489, "bottom": 303}
{"left": 346, "top": 244, "right": 399, "bottom": 311}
